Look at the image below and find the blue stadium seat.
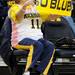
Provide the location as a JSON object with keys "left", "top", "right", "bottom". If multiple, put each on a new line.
{"left": 41, "top": 16, "right": 75, "bottom": 58}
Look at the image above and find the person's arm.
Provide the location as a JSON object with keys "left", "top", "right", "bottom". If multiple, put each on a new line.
{"left": 8, "top": 0, "right": 34, "bottom": 23}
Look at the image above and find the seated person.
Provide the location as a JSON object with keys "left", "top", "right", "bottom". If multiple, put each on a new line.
{"left": 0, "top": 0, "right": 56, "bottom": 75}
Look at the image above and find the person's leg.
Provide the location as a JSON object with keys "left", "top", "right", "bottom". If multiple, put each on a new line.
{"left": 37, "top": 39, "right": 55, "bottom": 75}
{"left": 19, "top": 38, "right": 44, "bottom": 69}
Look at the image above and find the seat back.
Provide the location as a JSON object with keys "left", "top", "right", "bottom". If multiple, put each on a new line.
{"left": 42, "top": 17, "right": 75, "bottom": 44}
{"left": 41, "top": 17, "right": 75, "bottom": 58}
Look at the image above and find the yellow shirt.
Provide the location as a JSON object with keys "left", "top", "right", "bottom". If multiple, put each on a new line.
{"left": 8, "top": 4, "right": 23, "bottom": 23}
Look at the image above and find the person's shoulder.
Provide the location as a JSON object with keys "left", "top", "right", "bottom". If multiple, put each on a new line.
{"left": 8, "top": 3, "right": 21, "bottom": 21}
{"left": 8, "top": 3, "right": 20, "bottom": 13}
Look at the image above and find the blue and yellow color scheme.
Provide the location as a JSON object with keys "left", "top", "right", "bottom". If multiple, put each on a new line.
{"left": 36, "top": 0, "right": 72, "bottom": 16}
{"left": 8, "top": 0, "right": 72, "bottom": 22}
{"left": 36, "top": 0, "right": 72, "bottom": 20}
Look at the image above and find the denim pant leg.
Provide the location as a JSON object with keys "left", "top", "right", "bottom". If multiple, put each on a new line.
{"left": 19, "top": 38, "right": 44, "bottom": 68}
{"left": 37, "top": 39, "right": 55, "bottom": 73}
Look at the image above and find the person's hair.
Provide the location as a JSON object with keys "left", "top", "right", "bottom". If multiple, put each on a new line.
{"left": 8, "top": 0, "right": 20, "bottom": 4}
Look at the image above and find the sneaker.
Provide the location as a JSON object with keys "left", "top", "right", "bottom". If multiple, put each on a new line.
{"left": 23, "top": 71, "right": 30, "bottom": 75}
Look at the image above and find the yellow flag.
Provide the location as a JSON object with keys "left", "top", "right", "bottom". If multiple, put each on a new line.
{"left": 8, "top": 0, "right": 72, "bottom": 22}
{"left": 36, "top": 0, "right": 72, "bottom": 20}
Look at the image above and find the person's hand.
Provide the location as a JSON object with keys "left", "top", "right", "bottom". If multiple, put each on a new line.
{"left": 48, "top": 14, "right": 61, "bottom": 21}
{"left": 23, "top": 0, "right": 34, "bottom": 7}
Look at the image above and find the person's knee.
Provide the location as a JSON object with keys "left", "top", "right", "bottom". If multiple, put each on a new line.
{"left": 34, "top": 41, "right": 44, "bottom": 51}
{"left": 39, "top": 39, "right": 55, "bottom": 49}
